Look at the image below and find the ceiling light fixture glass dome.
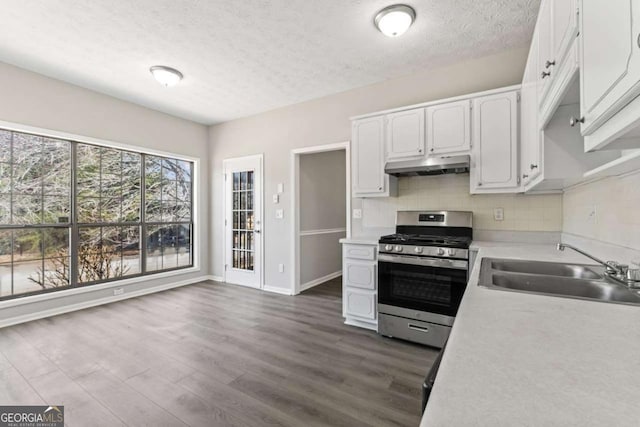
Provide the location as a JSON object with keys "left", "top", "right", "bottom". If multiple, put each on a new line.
{"left": 150, "top": 65, "right": 183, "bottom": 87}
{"left": 374, "top": 4, "right": 416, "bottom": 37}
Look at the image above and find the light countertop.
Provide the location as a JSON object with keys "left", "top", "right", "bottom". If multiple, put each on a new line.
{"left": 421, "top": 243, "right": 640, "bottom": 427}
{"left": 339, "top": 236, "right": 379, "bottom": 245}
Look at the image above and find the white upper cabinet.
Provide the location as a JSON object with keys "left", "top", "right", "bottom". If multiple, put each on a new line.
{"left": 537, "top": 0, "right": 553, "bottom": 104}
{"left": 385, "top": 108, "right": 425, "bottom": 160}
{"left": 352, "top": 117, "right": 397, "bottom": 197}
{"left": 471, "top": 91, "right": 520, "bottom": 193}
{"left": 580, "top": 0, "right": 640, "bottom": 137}
{"left": 521, "top": 35, "right": 542, "bottom": 187}
{"left": 552, "top": 0, "right": 577, "bottom": 65}
{"left": 426, "top": 100, "right": 471, "bottom": 155}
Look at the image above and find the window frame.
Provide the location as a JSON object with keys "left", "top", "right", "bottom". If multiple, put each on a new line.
{"left": 0, "top": 121, "right": 199, "bottom": 302}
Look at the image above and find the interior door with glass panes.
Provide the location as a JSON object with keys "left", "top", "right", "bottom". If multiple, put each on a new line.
{"left": 224, "top": 156, "right": 262, "bottom": 288}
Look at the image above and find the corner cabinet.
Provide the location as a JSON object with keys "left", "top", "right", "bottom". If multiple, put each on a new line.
{"left": 342, "top": 242, "right": 378, "bottom": 331}
{"left": 426, "top": 100, "right": 471, "bottom": 155}
{"left": 352, "top": 117, "right": 398, "bottom": 198}
{"left": 470, "top": 91, "right": 520, "bottom": 193}
{"left": 385, "top": 108, "right": 425, "bottom": 160}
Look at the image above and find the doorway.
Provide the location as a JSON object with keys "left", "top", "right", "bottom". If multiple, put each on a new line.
{"left": 291, "top": 142, "right": 350, "bottom": 295}
{"left": 223, "top": 155, "right": 263, "bottom": 288}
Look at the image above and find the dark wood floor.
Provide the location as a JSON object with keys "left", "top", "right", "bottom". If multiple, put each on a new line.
{"left": 0, "top": 277, "right": 437, "bottom": 426}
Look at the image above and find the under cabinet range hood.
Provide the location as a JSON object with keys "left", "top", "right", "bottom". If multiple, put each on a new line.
{"left": 384, "top": 155, "right": 470, "bottom": 177}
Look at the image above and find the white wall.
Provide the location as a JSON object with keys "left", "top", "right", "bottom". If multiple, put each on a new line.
{"left": 0, "top": 61, "right": 209, "bottom": 324}
{"left": 562, "top": 171, "right": 640, "bottom": 263}
{"left": 299, "top": 150, "right": 346, "bottom": 287}
{"left": 209, "top": 46, "right": 530, "bottom": 292}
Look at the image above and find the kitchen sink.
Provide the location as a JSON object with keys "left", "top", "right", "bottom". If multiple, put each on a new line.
{"left": 479, "top": 258, "right": 640, "bottom": 306}
{"left": 489, "top": 259, "right": 603, "bottom": 279}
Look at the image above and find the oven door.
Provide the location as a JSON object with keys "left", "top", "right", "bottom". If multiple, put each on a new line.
{"left": 378, "top": 254, "right": 468, "bottom": 318}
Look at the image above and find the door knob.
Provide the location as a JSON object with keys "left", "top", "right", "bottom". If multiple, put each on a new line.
{"left": 545, "top": 60, "right": 556, "bottom": 69}
{"left": 523, "top": 174, "right": 529, "bottom": 179}
{"left": 530, "top": 164, "right": 538, "bottom": 170}
{"left": 541, "top": 70, "right": 551, "bottom": 79}
{"left": 430, "top": 148, "right": 434, "bottom": 152}
{"left": 569, "top": 116, "right": 585, "bottom": 127}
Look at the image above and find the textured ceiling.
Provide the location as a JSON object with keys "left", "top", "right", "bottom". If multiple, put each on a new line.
{"left": 0, "top": 0, "right": 539, "bottom": 125}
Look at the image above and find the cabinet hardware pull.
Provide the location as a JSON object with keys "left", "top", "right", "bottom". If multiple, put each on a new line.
{"left": 478, "top": 182, "right": 482, "bottom": 187}
{"left": 418, "top": 149, "right": 423, "bottom": 153}
{"left": 430, "top": 148, "right": 434, "bottom": 152}
{"left": 569, "top": 116, "right": 585, "bottom": 127}
{"left": 378, "top": 187, "right": 382, "bottom": 191}
{"left": 523, "top": 174, "right": 529, "bottom": 179}
{"left": 541, "top": 70, "right": 551, "bottom": 79}
{"left": 530, "top": 164, "right": 538, "bottom": 170}
{"left": 545, "top": 60, "right": 556, "bottom": 69}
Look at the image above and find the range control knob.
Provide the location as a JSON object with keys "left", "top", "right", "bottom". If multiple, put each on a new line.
{"left": 394, "top": 245, "right": 403, "bottom": 252}
{"left": 437, "top": 248, "right": 445, "bottom": 256}
{"left": 414, "top": 247, "right": 423, "bottom": 254}
{"left": 384, "top": 244, "right": 393, "bottom": 252}
{"left": 447, "top": 248, "right": 457, "bottom": 257}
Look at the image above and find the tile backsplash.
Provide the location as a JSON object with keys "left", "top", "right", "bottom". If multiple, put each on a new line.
{"left": 563, "top": 170, "right": 640, "bottom": 251}
{"left": 360, "top": 174, "right": 563, "bottom": 231}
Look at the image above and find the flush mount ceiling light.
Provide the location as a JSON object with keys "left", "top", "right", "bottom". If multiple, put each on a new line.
{"left": 374, "top": 4, "right": 416, "bottom": 37}
{"left": 149, "top": 65, "right": 183, "bottom": 87}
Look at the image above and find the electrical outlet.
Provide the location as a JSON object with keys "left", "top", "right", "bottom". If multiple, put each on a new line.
{"left": 113, "top": 288, "right": 124, "bottom": 296}
{"left": 278, "top": 263, "right": 284, "bottom": 273}
{"left": 493, "top": 208, "right": 504, "bottom": 221}
{"left": 275, "top": 209, "right": 284, "bottom": 219}
{"left": 352, "top": 209, "right": 362, "bottom": 219}
{"left": 273, "top": 194, "right": 279, "bottom": 204}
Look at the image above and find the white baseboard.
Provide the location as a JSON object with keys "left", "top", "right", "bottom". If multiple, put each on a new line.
{"left": 263, "top": 285, "right": 294, "bottom": 296}
{"left": 207, "top": 275, "right": 224, "bottom": 282}
{"left": 300, "top": 271, "right": 342, "bottom": 292}
{"left": 0, "top": 275, "right": 210, "bottom": 329}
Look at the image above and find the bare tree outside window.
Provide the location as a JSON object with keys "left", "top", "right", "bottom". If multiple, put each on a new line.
{"left": 0, "top": 128, "right": 193, "bottom": 300}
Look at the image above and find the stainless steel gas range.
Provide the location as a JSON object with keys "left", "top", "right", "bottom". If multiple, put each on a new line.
{"left": 377, "top": 211, "right": 473, "bottom": 348}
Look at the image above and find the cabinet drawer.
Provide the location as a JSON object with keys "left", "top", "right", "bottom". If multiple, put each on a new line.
{"left": 343, "top": 244, "right": 376, "bottom": 260}
{"left": 344, "top": 260, "right": 376, "bottom": 290}
{"left": 345, "top": 288, "right": 377, "bottom": 320}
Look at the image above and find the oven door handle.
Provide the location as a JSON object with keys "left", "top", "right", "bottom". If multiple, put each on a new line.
{"left": 378, "top": 253, "right": 468, "bottom": 270}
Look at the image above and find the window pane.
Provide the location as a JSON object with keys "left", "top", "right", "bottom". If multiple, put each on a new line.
{"left": 43, "top": 228, "right": 69, "bottom": 258}
{"left": 43, "top": 257, "right": 70, "bottom": 289}
{"left": 162, "top": 158, "right": 177, "bottom": 180}
{"left": 122, "top": 226, "right": 140, "bottom": 276}
{"left": 0, "top": 162, "right": 12, "bottom": 194}
{"left": 0, "top": 263, "right": 11, "bottom": 298}
{"left": 77, "top": 198, "right": 100, "bottom": 223}
{"left": 0, "top": 197, "right": 9, "bottom": 225}
{"left": 177, "top": 224, "right": 191, "bottom": 267}
{"left": 14, "top": 261, "right": 45, "bottom": 296}
{"left": 14, "top": 229, "right": 42, "bottom": 263}
{"left": 43, "top": 196, "right": 70, "bottom": 224}
{"left": 233, "top": 172, "right": 240, "bottom": 191}
{"left": 0, "top": 130, "right": 11, "bottom": 162}
{"left": 101, "top": 148, "right": 122, "bottom": 177}
{"left": 161, "top": 226, "right": 178, "bottom": 269}
{"left": 42, "top": 138, "right": 71, "bottom": 197}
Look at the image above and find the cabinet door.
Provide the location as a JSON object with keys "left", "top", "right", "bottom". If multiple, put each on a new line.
{"left": 537, "top": 0, "right": 553, "bottom": 105}
{"left": 345, "top": 288, "right": 376, "bottom": 320}
{"left": 580, "top": 0, "right": 640, "bottom": 136}
{"left": 344, "top": 260, "right": 376, "bottom": 290}
{"left": 385, "top": 108, "right": 425, "bottom": 160}
{"left": 552, "top": 0, "right": 577, "bottom": 65}
{"left": 471, "top": 91, "right": 520, "bottom": 192}
{"left": 521, "top": 34, "right": 542, "bottom": 186}
{"left": 426, "top": 100, "right": 471, "bottom": 155}
{"left": 352, "top": 117, "right": 385, "bottom": 195}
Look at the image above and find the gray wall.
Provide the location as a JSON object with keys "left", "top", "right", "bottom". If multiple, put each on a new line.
{"left": 0, "top": 61, "right": 209, "bottom": 324}
{"left": 299, "top": 150, "right": 346, "bottom": 286}
{"left": 209, "top": 46, "right": 529, "bottom": 292}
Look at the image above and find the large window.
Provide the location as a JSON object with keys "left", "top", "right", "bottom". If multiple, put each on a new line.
{"left": 0, "top": 128, "right": 194, "bottom": 300}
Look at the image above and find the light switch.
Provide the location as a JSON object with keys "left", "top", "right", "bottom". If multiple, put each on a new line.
{"left": 273, "top": 194, "right": 279, "bottom": 204}
{"left": 277, "top": 183, "right": 284, "bottom": 194}
{"left": 352, "top": 209, "right": 362, "bottom": 219}
{"left": 493, "top": 208, "right": 504, "bottom": 221}
{"left": 275, "top": 209, "right": 284, "bottom": 219}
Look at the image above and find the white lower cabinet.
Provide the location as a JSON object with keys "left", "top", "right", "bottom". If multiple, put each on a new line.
{"left": 341, "top": 241, "right": 378, "bottom": 330}
{"left": 345, "top": 288, "right": 377, "bottom": 321}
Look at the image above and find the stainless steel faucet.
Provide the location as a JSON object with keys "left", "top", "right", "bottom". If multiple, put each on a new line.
{"left": 557, "top": 243, "right": 640, "bottom": 288}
